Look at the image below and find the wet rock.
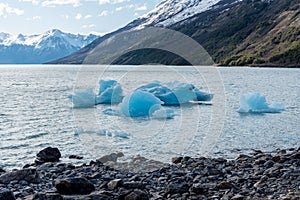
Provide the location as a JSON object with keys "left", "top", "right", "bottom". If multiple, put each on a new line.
{"left": 36, "top": 147, "right": 61, "bottom": 163}
{"left": 0, "top": 189, "right": 15, "bottom": 200}
{"left": 31, "top": 193, "right": 63, "bottom": 200}
{"left": 0, "top": 168, "right": 40, "bottom": 184}
{"left": 216, "top": 181, "right": 234, "bottom": 189}
{"left": 232, "top": 194, "right": 245, "bottom": 200}
{"left": 54, "top": 177, "right": 95, "bottom": 195}
{"left": 171, "top": 157, "right": 183, "bottom": 164}
{"left": 68, "top": 155, "right": 83, "bottom": 160}
{"left": 0, "top": 168, "right": 5, "bottom": 174}
{"left": 166, "top": 182, "right": 189, "bottom": 194}
{"left": 107, "top": 179, "right": 123, "bottom": 189}
{"left": 97, "top": 152, "right": 124, "bottom": 163}
{"left": 125, "top": 190, "right": 149, "bottom": 200}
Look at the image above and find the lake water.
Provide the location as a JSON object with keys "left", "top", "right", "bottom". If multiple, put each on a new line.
{"left": 0, "top": 65, "right": 299, "bottom": 169}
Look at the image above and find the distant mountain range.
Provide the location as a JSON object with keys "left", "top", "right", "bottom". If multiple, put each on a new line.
{"left": 0, "top": 29, "right": 98, "bottom": 64}
{"left": 53, "top": 0, "right": 300, "bottom": 67}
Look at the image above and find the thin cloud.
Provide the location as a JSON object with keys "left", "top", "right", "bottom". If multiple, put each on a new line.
{"left": 82, "top": 24, "right": 96, "bottom": 28}
{"left": 75, "top": 13, "right": 83, "bottom": 19}
{"left": 99, "top": 0, "right": 129, "bottom": 5}
{"left": 84, "top": 14, "right": 92, "bottom": 19}
{"left": 0, "top": 3, "right": 24, "bottom": 17}
{"left": 41, "top": 0, "right": 81, "bottom": 7}
{"left": 135, "top": 5, "right": 147, "bottom": 11}
{"left": 19, "top": 0, "right": 39, "bottom": 5}
{"left": 99, "top": 10, "right": 108, "bottom": 17}
{"left": 62, "top": 14, "right": 70, "bottom": 19}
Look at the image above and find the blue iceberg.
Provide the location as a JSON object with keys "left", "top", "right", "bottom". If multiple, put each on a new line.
{"left": 137, "top": 81, "right": 213, "bottom": 105}
{"left": 68, "top": 88, "right": 96, "bottom": 108}
{"left": 237, "top": 93, "right": 285, "bottom": 113}
{"left": 96, "top": 80, "right": 123, "bottom": 104}
{"left": 69, "top": 80, "right": 123, "bottom": 108}
{"left": 120, "top": 90, "right": 163, "bottom": 117}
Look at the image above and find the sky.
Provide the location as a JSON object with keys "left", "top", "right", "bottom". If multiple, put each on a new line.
{"left": 0, "top": 0, "right": 162, "bottom": 36}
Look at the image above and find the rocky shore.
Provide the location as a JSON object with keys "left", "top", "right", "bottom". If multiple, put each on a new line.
{"left": 0, "top": 147, "right": 299, "bottom": 200}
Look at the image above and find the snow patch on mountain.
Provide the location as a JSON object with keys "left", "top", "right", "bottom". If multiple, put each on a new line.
{"left": 137, "top": 0, "right": 222, "bottom": 28}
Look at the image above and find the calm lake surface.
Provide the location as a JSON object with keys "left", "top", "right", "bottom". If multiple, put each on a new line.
{"left": 0, "top": 65, "right": 299, "bottom": 169}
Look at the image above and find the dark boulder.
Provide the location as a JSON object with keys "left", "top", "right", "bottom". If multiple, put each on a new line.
{"left": 0, "top": 189, "right": 15, "bottom": 200}
{"left": 54, "top": 177, "right": 95, "bottom": 195}
{"left": 36, "top": 147, "right": 61, "bottom": 163}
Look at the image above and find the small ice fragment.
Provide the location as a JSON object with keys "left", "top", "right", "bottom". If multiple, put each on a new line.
{"left": 68, "top": 88, "right": 96, "bottom": 108}
{"left": 237, "top": 93, "right": 285, "bottom": 113}
{"left": 152, "top": 108, "right": 175, "bottom": 119}
{"left": 103, "top": 108, "right": 121, "bottom": 116}
{"left": 193, "top": 88, "right": 214, "bottom": 101}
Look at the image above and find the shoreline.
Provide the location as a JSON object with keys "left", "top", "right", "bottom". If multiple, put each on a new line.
{"left": 0, "top": 147, "right": 299, "bottom": 199}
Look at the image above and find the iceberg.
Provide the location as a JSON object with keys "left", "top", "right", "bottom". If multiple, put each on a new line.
{"left": 68, "top": 88, "right": 96, "bottom": 108}
{"left": 96, "top": 80, "right": 123, "bottom": 104}
{"left": 193, "top": 87, "right": 214, "bottom": 101}
{"left": 237, "top": 93, "right": 285, "bottom": 113}
{"left": 152, "top": 108, "right": 175, "bottom": 119}
{"left": 120, "top": 90, "right": 163, "bottom": 117}
{"left": 137, "top": 81, "right": 213, "bottom": 105}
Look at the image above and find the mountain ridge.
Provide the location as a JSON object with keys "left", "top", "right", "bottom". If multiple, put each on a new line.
{"left": 0, "top": 29, "right": 99, "bottom": 64}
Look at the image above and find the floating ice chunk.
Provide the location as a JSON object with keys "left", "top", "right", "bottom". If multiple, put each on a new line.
{"left": 74, "top": 128, "right": 129, "bottom": 138}
{"left": 152, "top": 108, "right": 175, "bottom": 119}
{"left": 120, "top": 90, "right": 163, "bottom": 117}
{"left": 237, "top": 93, "right": 285, "bottom": 113}
{"left": 96, "top": 80, "right": 123, "bottom": 104}
{"left": 103, "top": 108, "right": 121, "bottom": 116}
{"left": 68, "top": 88, "right": 96, "bottom": 108}
{"left": 137, "top": 81, "right": 213, "bottom": 105}
{"left": 193, "top": 88, "right": 214, "bottom": 101}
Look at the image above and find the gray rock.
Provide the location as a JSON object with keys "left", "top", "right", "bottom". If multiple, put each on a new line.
{"left": 232, "top": 194, "right": 245, "bottom": 200}
{"left": 166, "top": 182, "right": 189, "bottom": 194}
{"left": 36, "top": 147, "right": 61, "bottom": 163}
{"left": 97, "top": 152, "right": 124, "bottom": 163}
{"left": 0, "top": 189, "right": 15, "bottom": 200}
{"left": 107, "top": 179, "right": 123, "bottom": 189}
{"left": 54, "top": 177, "right": 95, "bottom": 195}
{"left": 0, "top": 168, "right": 40, "bottom": 184}
{"left": 32, "top": 193, "right": 63, "bottom": 200}
{"left": 125, "top": 190, "right": 149, "bottom": 200}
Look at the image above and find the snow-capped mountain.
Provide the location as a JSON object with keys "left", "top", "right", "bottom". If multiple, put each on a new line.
{"left": 0, "top": 29, "right": 99, "bottom": 64}
{"left": 136, "top": 0, "right": 222, "bottom": 27}
{"left": 54, "top": 0, "right": 299, "bottom": 67}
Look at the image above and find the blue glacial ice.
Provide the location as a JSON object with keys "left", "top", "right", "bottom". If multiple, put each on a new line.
{"left": 68, "top": 88, "right": 96, "bottom": 108}
{"left": 69, "top": 80, "right": 123, "bottom": 108}
{"left": 120, "top": 90, "right": 163, "bottom": 117}
{"left": 152, "top": 108, "right": 175, "bottom": 119}
{"left": 137, "top": 81, "right": 213, "bottom": 105}
{"left": 237, "top": 93, "right": 285, "bottom": 113}
{"left": 96, "top": 80, "right": 123, "bottom": 104}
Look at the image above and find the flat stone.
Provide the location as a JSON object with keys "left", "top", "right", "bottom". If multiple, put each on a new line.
{"left": 54, "top": 177, "right": 95, "bottom": 195}
{"left": 125, "top": 190, "right": 149, "bottom": 200}
{"left": 0, "top": 168, "right": 40, "bottom": 184}
{"left": 32, "top": 193, "right": 63, "bottom": 200}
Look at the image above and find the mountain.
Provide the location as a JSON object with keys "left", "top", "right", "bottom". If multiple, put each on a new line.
{"left": 0, "top": 29, "right": 99, "bottom": 64}
{"left": 52, "top": 0, "right": 300, "bottom": 67}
